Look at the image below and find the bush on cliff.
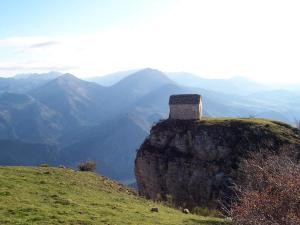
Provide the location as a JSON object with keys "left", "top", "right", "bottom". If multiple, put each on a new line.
{"left": 231, "top": 150, "right": 300, "bottom": 225}
{"left": 78, "top": 160, "right": 96, "bottom": 172}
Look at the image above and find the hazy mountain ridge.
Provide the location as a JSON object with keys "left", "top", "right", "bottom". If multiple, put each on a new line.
{"left": 60, "top": 115, "right": 148, "bottom": 180}
{"left": 0, "top": 69, "right": 299, "bottom": 181}
{"left": 166, "top": 72, "right": 269, "bottom": 95}
{"left": 0, "top": 72, "right": 63, "bottom": 94}
{"left": 88, "top": 69, "right": 138, "bottom": 86}
{"left": 0, "top": 92, "right": 63, "bottom": 144}
{"left": 13, "top": 71, "right": 63, "bottom": 80}
{"left": 0, "top": 139, "right": 58, "bottom": 166}
{"left": 30, "top": 74, "right": 107, "bottom": 128}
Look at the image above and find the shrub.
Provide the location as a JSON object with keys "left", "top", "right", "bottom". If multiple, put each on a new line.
{"left": 39, "top": 163, "right": 49, "bottom": 167}
{"left": 78, "top": 161, "right": 96, "bottom": 172}
{"left": 231, "top": 150, "right": 300, "bottom": 225}
{"left": 166, "top": 194, "right": 173, "bottom": 206}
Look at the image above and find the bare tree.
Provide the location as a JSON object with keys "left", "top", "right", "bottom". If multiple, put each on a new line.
{"left": 231, "top": 150, "right": 300, "bottom": 225}
{"left": 295, "top": 119, "right": 300, "bottom": 130}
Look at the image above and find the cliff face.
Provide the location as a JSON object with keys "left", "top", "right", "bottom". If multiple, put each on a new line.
{"left": 135, "top": 118, "right": 300, "bottom": 209}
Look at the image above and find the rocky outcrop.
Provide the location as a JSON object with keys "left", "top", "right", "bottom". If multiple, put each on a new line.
{"left": 135, "top": 118, "right": 300, "bottom": 209}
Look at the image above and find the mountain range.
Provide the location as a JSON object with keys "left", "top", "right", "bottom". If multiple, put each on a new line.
{"left": 0, "top": 68, "right": 299, "bottom": 182}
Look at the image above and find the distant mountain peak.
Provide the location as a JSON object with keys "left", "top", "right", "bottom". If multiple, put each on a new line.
{"left": 114, "top": 68, "right": 173, "bottom": 85}
{"left": 51, "top": 73, "right": 87, "bottom": 86}
{"left": 14, "top": 71, "right": 63, "bottom": 80}
{"left": 138, "top": 68, "right": 162, "bottom": 73}
{"left": 86, "top": 68, "right": 170, "bottom": 87}
{"left": 56, "top": 73, "right": 77, "bottom": 80}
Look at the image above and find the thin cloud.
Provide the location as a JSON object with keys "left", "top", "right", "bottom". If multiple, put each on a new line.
{"left": 0, "top": 61, "right": 76, "bottom": 75}
{"left": 0, "top": 65, "right": 74, "bottom": 71}
{"left": 29, "top": 41, "right": 61, "bottom": 49}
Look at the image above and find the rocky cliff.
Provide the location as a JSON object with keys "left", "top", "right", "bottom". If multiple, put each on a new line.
{"left": 135, "top": 118, "right": 300, "bottom": 209}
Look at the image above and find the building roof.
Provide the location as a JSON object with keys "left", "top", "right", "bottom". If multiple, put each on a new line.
{"left": 169, "top": 94, "right": 201, "bottom": 105}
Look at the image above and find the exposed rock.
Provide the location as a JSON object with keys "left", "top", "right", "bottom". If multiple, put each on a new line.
{"left": 182, "top": 208, "right": 190, "bottom": 214}
{"left": 135, "top": 118, "right": 300, "bottom": 210}
{"left": 150, "top": 207, "right": 159, "bottom": 212}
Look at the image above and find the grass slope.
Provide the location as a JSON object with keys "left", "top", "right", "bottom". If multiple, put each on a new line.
{"left": 0, "top": 167, "right": 226, "bottom": 225}
{"left": 200, "top": 117, "right": 299, "bottom": 144}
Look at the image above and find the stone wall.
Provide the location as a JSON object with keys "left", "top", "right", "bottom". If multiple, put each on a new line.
{"left": 169, "top": 104, "right": 202, "bottom": 120}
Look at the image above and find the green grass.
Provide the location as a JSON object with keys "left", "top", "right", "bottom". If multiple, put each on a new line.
{"left": 0, "top": 166, "right": 227, "bottom": 225}
{"left": 199, "top": 117, "right": 299, "bottom": 144}
{"left": 200, "top": 117, "right": 290, "bottom": 125}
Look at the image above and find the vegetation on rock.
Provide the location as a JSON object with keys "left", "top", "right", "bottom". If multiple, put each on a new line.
{"left": 135, "top": 118, "right": 300, "bottom": 211}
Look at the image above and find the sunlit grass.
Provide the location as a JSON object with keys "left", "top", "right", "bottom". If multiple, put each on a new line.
{"left": 0, "top": 166, "right": 227, "bottom": 225}
{"left": 199, "top": 117, "right": 298, "bottom": 144}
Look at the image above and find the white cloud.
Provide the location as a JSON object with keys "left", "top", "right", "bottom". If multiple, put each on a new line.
{"left": 0, "top": 0, "right": 300, "bottom": 84}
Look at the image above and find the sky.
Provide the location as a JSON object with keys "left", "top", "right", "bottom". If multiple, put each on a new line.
{"left": 0, "top": 0, "right": 300, "bottom": 84}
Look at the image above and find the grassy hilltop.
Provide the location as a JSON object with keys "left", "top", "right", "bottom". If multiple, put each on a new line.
{"left": 0, "top": 166, "right": 226, "bottom": 225}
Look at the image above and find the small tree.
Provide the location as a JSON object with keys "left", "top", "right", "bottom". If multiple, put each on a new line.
{"left": 295, "top": 119, "right": 300, "bottom": 130}
{"left": 78, "top": 161, "right": 96, "bottom": 172}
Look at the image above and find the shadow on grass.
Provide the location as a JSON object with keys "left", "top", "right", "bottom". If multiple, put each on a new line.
{"left": 183, "top": 218, "right": 230, "bottom": 225}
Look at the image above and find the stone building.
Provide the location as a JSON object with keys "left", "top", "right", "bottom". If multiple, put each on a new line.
{"left": 169, "top": 94, "right": 202, "bottom": 120}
